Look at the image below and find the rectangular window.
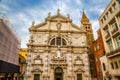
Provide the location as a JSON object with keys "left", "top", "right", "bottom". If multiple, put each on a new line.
{"left": 113, "top": 3, "right": 117, "bottom": 10}
{"left": 106, "top": 12, "right": 109, "bottom": 18}
{"left": 77, "top": 74, "right": 82, "bottom": 80}
{"left": 115, "top": 35, "right": 120, "bottom": 48}
{"left": 114, "top": 62, "right": 118, "bottom": 69}
{"left": 106, "top": 29, "right": 110, "bottom": 36}
{"left": 102, "top": 63, "right": 106, "bottom": 71}
{"left": 109, "top": 8, "right": 113, "bottom": 13}
{"left": 101, "top": 19, "right": 103, "bottom": 23}
{"left": 97, "top": 44, "right": 101, "bottom": 50}
{"left": 112, "top": 22, "right": 118, "bottom": 31}
{"left": 103, "top": 16, "right": 106, "bottom": 21}
{"left": 111, "top": 62, "right": 114, "bottom": 69}
{"left": 108, "top": 40, "right": 114, "bottom": 51}
{"left": 115, "top": 62, "right": 118, "bottom": 69}
{"left": 34, "top": 74, "right": 40, "bottom": 80}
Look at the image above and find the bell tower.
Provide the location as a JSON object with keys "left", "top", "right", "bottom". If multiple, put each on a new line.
{"left": 81, "top": 11, "right": 97, "bottom": 79}
{"left": 81, "top": 11, "right": 94, "bottom": 52}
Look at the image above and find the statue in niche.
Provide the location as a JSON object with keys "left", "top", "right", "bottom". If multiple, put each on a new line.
{"left": 56, "top": 48, "right": 62, "bottom": 58}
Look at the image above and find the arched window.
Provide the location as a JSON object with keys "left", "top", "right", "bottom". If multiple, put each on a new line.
{"left": 54, "top": 67, "right": 63, "bottom": 80}
{"left": 50, "top": 38, "right": 55, "bottom": 45}
{"left": 50, "top": 37, "right": 67, "bottom": 46}
{"left": 102, "top": 63, "right": 106, "bottom": 71}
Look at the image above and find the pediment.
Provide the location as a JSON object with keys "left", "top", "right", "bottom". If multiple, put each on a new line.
{"left": 29, "top": 22, "right": 47, "bottom": 30}
{"left": 29, "top": 22, "right": 85, "bottom": 32}
{"left": 31, "top": 69, "right": 42, "bottom": 72}
{"left": 29, "top": 13, "right": 85, "bottom": 33}
{"left": 34, "top": 55, "right": 42, "bottom": 60}
{"left": 48, "top": 14, "right": 69, "bottom": 21}
{"left": 74, "top": 68, "right": 85, "bottom": 72}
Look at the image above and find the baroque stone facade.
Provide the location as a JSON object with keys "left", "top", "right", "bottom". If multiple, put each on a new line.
{"left": 25, "top": 9, "right": 91, "bottom": 80}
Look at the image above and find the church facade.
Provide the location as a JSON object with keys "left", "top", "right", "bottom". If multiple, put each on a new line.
{"left": 25, "top": 9, "right": 93, "bottom": 80}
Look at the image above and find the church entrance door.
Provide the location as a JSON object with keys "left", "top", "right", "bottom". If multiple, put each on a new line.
{"left": 54, "top": 67, "right": 63, "bottom": 80}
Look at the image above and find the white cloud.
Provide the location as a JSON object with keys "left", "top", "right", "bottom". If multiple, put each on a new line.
{"left": 0, "top": 0, "right": 110, "bottom": 48}
{"left": 91, "top": 20, "right": 100, "bottom": 39}
{"left": 0, "top": 4, "right": 10, "bottom": 14}
{"left": 21, "top": 35, "right": 29, "bottom": 48}
{"left": 75, "top": 0, "right": 82, "bottom": 4}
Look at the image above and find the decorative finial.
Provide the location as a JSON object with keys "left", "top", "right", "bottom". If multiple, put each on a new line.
{"left": 67, "top": 14, "right": 70, "bottom": 18}
{"left": 32, "top": 21, "right": 35, "bottom": 27}
{"left": 57, "top": 8, "right": 60, "bottom": 15}
{"left": 48, "top": 12, "right": 51, "bottom": 17}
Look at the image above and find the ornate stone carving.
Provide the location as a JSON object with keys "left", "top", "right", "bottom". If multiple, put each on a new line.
{"left": 56, "top": 21, "right": 62, "bottom": 36}
{"left": 26, "top": 9, "right": 91, "bottom": 80}
{"left": 35, "top": 34, "right": 48, "bottom": 44}
{"left": 74, "top": 56, "right": 84, "bottom": 66}
{"left": 32, "top": 55, "right": 43, "bottom": 65}
{"left": 29, "top": 34, "right": 34, "bottom": 43}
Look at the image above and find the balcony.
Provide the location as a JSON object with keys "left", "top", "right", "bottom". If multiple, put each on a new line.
{"left": 107, "top": 48, "right": 120, "bottom": 58}
{"left": 111, "top": 27, "right": 119, "bottom": 35}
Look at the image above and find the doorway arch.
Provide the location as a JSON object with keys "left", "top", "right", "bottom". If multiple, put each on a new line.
{"left": 54, "top": 67, "right": 63, "bottom": 80}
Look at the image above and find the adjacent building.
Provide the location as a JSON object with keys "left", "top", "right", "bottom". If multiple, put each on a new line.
{"left": 19, "top": 48, "right": 28, "bottom": 80}
{"left": 19, "top": 48, "right": 28, "bottom": 60}
{"left": 25, "top": 9, "right": 93, "bottom": 80}
{"left": 0, "top": 13, "right": 21, "bottom": 79}
{"left": 93, "top": 29, "right": 105, "bottom": 80}
{"left": 99, "top": 0, "right": 120, "bottom": 80}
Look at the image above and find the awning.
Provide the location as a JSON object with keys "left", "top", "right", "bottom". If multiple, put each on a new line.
{"left": 0, "top": 60, "right": 20, "bottom": 73}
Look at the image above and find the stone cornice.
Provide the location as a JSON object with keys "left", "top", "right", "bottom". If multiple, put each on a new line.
{"left": 29, "top": 29, "right": 86, "bottom": 33}
{"left": 74, "top": 64, "right": 84, "bottom": 66}
{"left": 45, "top": 17, "right": 72, "bottom": 23}
{"left": 27, "top": 44, "right": 88, "bottom": 48}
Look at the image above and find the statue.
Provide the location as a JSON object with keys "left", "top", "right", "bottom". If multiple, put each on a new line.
{"left": 56, "top": 49, "right": 61, "bottom": 58}
{"left": 67, "top": 14, "right": 70, "bottom": 18}
{"left": 57, "top": 8, "right": 60, "bottom": 15}
{"left": 48, "top": 12, "right": 51, "bottom": 17}
{"left": 32, "top": 21, "right": 35, "bottom": 27}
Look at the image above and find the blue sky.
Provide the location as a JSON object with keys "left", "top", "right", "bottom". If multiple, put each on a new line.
{"left": 0, "top": 0, "right": 111, "bottom": 48}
